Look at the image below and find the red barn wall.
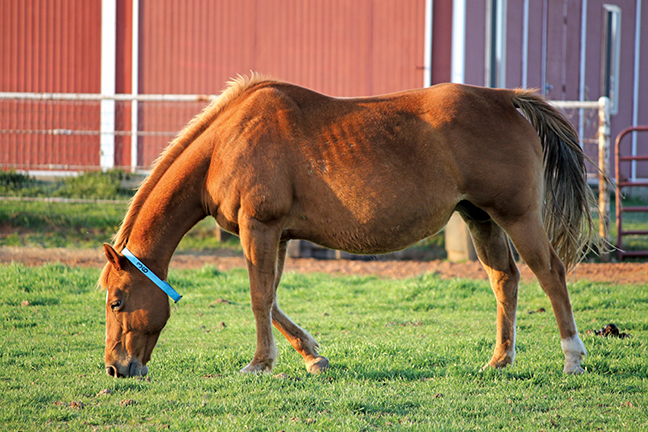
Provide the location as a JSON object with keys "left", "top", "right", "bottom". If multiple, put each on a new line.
{"left": 0, "top": 0, "right": 102, "bottom": 170}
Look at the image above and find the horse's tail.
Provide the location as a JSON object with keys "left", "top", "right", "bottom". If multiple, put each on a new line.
{"left": 511, "top": 89, "right": 600, "bottom": 271}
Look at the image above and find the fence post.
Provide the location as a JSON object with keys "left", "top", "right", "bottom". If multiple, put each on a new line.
{"left": 598, "top": 96, "right": 611, "bottom": 261}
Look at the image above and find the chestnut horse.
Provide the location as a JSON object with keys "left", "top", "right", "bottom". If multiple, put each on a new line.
{"left": 99, "top": 75, "right": 598, "bottom": 378}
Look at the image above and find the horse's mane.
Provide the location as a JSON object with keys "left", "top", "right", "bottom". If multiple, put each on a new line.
{"left": 113, "top": 73, "right": 268, "bottom": 251}
{"left": 98, "top": 74, "right": 269, "bottom": 289}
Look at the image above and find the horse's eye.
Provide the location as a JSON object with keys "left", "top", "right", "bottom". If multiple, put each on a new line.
{"left": 110, "top": 300, "right": 123, "bottom": 311}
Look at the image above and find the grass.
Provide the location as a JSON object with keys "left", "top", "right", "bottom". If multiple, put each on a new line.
{"left": 0, "top": 200, "right": 243, "bottom": 253}
{"left": 1, "top": 263, "right": 647, "bottom": 430}
{"left": 0, "top": 200, "right": 128, "bottom": 249}
{"left": 0, "top": 169, "right": 135, "bottom": 199}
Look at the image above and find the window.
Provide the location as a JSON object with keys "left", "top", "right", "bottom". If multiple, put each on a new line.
{"left": 602, "top": 5, "right": 621, "bottom": 114}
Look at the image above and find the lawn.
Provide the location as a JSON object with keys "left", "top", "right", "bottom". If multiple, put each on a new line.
{"left": 1, "top": 263, "right": 646, "bottom": 431}
{"left": 0, "top": 200, "right": 243, "bottom": 253}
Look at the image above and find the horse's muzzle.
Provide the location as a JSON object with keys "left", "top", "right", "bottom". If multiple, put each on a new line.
{"left": 105, "top": 362, "right": 149, "bottom": 378}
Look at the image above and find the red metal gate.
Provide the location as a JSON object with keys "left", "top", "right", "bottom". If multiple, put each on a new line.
{"left": 615, "top": 126, "right": 648, "bottom": 260}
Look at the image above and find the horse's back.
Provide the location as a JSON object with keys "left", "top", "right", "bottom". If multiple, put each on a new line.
{"left": 207, "top": 80, "right": 544, "bottom": 253}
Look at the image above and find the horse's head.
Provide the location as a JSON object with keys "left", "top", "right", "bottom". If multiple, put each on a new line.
{"left": 100, "top": 244, "right": 170, "bottom": 378}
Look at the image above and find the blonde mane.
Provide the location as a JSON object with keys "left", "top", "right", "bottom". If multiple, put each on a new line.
{"left": 113, "top": 73, "right": 268, "bottom": 251}
{"left": 98, "top": 74, "right": 269, "bottom": 289}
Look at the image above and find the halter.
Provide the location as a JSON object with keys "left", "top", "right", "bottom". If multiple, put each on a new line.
{"left": 122, "top": 247, "right": 182, "bottom": 303}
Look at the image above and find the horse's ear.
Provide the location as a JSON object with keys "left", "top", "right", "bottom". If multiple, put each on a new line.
{"left": 103, "top": 243, "right": 124, "bottom": 271}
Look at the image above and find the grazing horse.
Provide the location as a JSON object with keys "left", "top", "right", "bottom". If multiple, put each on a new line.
{"left": 99, "top": 75, "right": 598, "bottom": 378}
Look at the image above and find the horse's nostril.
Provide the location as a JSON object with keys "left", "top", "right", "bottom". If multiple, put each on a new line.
{"left": 106, "top": 365, "right": 117, "bottom": 377}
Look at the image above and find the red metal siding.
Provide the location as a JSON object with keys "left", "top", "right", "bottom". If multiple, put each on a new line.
{"left": 254, "top": 0, "right": 426, "bottom": 95}
{"left": 135, "top": 0, "right": 426, "bottom": 167}
{"left": 0, "top": 0, "right": 102, "bottom": 170}
{"left": 1, "top": 0, "right": 101, "bottom": 93}
{"left": 370, "top": 0, "right": 426, "bottom": 95}
{"left": 138, "top": 0, "right": 425, "bottom": 96}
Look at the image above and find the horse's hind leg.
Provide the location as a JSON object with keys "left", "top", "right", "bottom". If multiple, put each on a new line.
{"left": 461, "top": 214, "right": 520, "bottom": 370}
{"left": 505, "top": 215, "right": 587, "bottom": 374}
{"left": 271, "top": 241, "right": 329, "bottom": 373}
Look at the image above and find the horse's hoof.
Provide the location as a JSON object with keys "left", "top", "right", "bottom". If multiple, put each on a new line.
{"left": 563, "top": 364, "right": 585, "bottom": 374}
{"left": 479, "top": 363, "right": 491, "bottom": 373}
{"left": 479, "top": 362, "right": 511, "bottom": 373}
{"left": 306, "top": 356, "right": 329, "bottom": 374}
{"left": 240, "top": 361, "right": 273, "bottom": 374}
{"left": 480, "top": 355, "right": 514, "bottom": 372}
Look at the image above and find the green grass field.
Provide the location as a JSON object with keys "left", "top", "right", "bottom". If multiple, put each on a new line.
{"left": 1, "top": 263, "right": 646, "bottom": 431}
{"left": 0, "top": 200, "right": 244, "bottom": 253}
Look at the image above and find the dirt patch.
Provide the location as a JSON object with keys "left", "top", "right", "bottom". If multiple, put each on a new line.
{"left": 1, "top": 246, "right": 646, "bottom": 284}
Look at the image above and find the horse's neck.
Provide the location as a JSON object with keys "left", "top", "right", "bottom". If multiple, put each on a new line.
{"left": 127, "top": 152, "right": 210, "bottom": 278}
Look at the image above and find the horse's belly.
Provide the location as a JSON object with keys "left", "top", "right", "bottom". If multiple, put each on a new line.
{"left": 288, "top": 205, "right": 453, "bottom": 255}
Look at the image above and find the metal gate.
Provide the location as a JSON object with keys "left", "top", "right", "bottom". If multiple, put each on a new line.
{"left": 615, "top": 126, "right": 648, "bottom": 260}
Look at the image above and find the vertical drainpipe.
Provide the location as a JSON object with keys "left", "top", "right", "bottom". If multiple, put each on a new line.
{"left": 451, "top": 0, "right": 466, "bottom": 84}
{"left": 423, "top": 0, "right": 433, "bottom": 88}
{"left": 100, "top": 0, "right": 117, "bottom": 170}
{"left": 631, "top": 0, "right": 642, "bottom": 180}
{"left": 131, "top": 0, "right": 140, "bottom": 172}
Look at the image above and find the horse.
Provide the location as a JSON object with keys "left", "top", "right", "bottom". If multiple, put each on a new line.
{"left": 99, "top": 74, "right": 599, "bottom": 378}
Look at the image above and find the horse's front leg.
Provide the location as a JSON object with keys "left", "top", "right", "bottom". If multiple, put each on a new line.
{"left": 272, "top": 242, "right": 329, "bottom": 374}
{"left": 239, "top": 217, "right": 281, "bottom": 373}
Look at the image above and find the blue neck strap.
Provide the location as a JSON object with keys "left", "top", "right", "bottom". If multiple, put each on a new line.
{"left": 122, "top": 247, "right": 182, "bottom": 303}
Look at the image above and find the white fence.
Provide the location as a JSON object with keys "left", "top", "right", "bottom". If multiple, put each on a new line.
{"left": 0, "top": 92, "right": 219, "bottom": 173}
